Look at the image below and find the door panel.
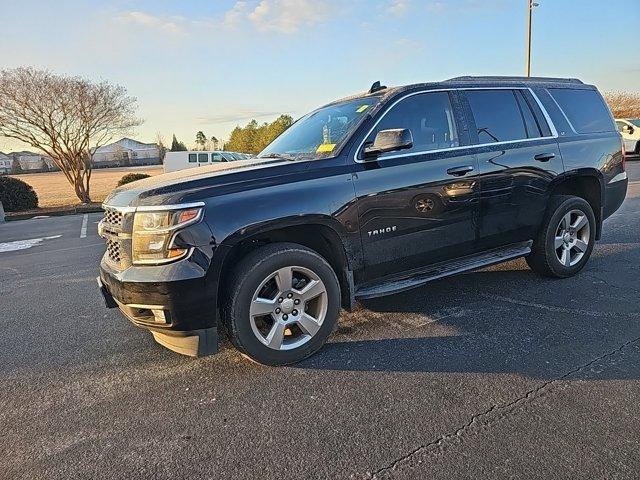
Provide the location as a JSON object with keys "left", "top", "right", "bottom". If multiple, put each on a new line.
{"left": 352, "top": 90, "right": 481, "bottom": 281}
{"left": 475, "top": 140, "right": 562, "bottom": 249}
{"left": 354, "top": 152, "right": 479, "bottom": 280}
{"left": 461, "top": 88, "right": 564, "bottom": 249}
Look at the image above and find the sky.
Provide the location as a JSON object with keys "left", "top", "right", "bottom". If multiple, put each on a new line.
{"left": 1, "top": 0, "right": 639, "bottom": 151}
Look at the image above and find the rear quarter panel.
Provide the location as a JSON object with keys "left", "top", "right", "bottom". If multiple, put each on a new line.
{"left": 534, "top": 87, "right": 626, "bottom": 220}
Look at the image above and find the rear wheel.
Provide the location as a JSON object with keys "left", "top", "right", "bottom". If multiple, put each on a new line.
{"left": 222, "top": 243, "right": 341, "bottom": 365}
{"left": 526, "top": 195, "right": 596, "bottom": 278}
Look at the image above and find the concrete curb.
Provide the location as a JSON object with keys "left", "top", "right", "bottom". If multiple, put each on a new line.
{"left": 5, "top": 204, "right": 103, "bottom": 221}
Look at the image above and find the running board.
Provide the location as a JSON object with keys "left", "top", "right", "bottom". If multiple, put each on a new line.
{"left": 355, "top": 241, "right": 533, "bottom": 300}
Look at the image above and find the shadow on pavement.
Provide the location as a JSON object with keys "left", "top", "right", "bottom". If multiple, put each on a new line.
{"left": 296, "top": 246, "right": 640, "bottom": 378}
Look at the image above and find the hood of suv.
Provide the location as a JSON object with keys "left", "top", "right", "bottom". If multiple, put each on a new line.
{"left": 103, "top": 157, "right": 289, "bottom": 208}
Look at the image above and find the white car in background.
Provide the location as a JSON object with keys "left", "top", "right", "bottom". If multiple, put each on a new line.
{"left": 163, "top": 151, "right": 252, "bottom": 173}
{"left": 615, "top": 118, "right": 640, "bottom": 156}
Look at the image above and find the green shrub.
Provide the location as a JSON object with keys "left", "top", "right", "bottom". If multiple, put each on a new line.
{"left": 0, "top": 176, "right": 38, "bottom": 212}
{"left": 117, "top": 173, "right": 150, "bottom": 187}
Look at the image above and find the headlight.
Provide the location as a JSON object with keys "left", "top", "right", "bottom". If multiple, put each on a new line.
{"left": 132, "top": 208, "right": 202, "bottom": 264}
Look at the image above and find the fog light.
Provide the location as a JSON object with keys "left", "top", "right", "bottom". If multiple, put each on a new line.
{"left": 152, "top": 309, "right": 167, "bottom": 323}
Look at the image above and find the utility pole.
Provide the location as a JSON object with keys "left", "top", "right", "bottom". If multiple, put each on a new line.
{"left": 525, "top": 0, "right": 539, "bottom": 77}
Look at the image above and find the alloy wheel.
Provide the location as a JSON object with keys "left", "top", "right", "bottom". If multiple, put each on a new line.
{"left": 554, "top": 209, "right": 590, "bottom": 267}
{"left": 249, "top": 266, "right": 328, "bottom": 351}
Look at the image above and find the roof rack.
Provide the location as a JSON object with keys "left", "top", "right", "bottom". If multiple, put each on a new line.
{"left": 444, "top": 76, "right": 583, "bottom": 84}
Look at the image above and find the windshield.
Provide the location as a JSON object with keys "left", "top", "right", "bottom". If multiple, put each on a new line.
{"left": 258, "top": 97, "right": 380, "bottom": 160}
{"left": 630, "top": 119, "right": 640, "bottom": 127}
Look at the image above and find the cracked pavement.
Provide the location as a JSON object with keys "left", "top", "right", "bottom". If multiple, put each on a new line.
{"left": 1, "top": 162, "right": 639, "bottom": 479}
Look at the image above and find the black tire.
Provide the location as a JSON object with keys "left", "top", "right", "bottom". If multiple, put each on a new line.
{"left": 221, "top": 243, "right": 341, "bottom": 366}
{"left": 526, "top": 195, "right": 596, "bottom": 278}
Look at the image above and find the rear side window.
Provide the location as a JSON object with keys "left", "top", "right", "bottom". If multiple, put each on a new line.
{"left": 198, "top": 153, "right": 208, "bottom": 163}
{"left": 466, "top": 90, "right": 528, "bottom": 143}
{"left": 548, "top": 88, "right": 614, "bottom": 134}
{"left": 188, "top": 153, "right": 197, "bottom": 163}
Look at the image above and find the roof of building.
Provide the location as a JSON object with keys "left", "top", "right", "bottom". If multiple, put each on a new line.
{"left": 94, "top": 137, "right": 158, "bottom": 154}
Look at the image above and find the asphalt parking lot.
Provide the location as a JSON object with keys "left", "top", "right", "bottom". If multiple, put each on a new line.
{"left": 1, "top": 162, "right": 639, "bottom": 480}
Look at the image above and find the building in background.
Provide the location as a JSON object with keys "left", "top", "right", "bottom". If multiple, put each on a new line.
{"left": 92, "top": 138, "right": 160, "bottom": 167}
{"left": 2, "top": 137, "right": 160, "bottom": 174}
{"left": 0, "top": 152, "right": 12, "bottom": 174}
{"left": 14, "top": 152, "right": 55, "bottom": 171}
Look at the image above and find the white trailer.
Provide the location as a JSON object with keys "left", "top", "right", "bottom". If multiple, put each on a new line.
{"left": 163, "top": 151, "right": 250, "bottom": 173}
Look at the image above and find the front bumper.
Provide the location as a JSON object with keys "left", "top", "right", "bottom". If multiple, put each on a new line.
{"left": 98, "top": 254, "right": 219, "bottom": 357}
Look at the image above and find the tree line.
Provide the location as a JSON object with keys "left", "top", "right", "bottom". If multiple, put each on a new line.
{"left": 604, "top": 92, "right": 640, "bottom": 118}
{"left": 170, "top": 115, "right": 294, "bottom": 155}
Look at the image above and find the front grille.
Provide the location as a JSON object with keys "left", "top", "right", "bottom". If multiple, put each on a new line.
{"left": 103, "top": 208, "right": 124, "bottom": 228}
{"left": 106, "top": 238, "right": 121, "bottom": 263}
{"left": 101, "top": 206, "right": 132, "bottom": 270}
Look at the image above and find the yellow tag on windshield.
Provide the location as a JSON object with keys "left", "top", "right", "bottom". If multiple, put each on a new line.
{"left": 316, "top": 143, "right": 336, "bottom": 153}
{"left": 356, "top": 105, "right": 370, "bottom": 113}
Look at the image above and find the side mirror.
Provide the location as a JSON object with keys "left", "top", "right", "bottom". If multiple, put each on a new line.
{"left": 363, "top": 128, "right": 413, "bottom": 158}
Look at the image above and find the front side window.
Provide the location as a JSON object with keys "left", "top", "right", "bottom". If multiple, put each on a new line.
{"left": 548, "top": 88, "right": 615, "bottom": 134}
{"left": 211, "top": 153, "right": 223, "bottom": 162}
{"left": 364, "top": 91, "right": 459, "bottom": 158}
{"left": 466, "top": 90, "right": 528, "bottom": 143}
{"left": 259, "top": 97, "right": 381, "bottom": 160}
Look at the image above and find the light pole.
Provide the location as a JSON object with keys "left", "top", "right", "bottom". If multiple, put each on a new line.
{"left": 526, "top": 0, "right": 539, "bottom": 77}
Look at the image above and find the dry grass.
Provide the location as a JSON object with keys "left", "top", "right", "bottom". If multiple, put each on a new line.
{"left": 604, "top": 91, "right": 640, "bottom": 118}
{"left": 10, "top": 166, "right": 164, "bottom": 207}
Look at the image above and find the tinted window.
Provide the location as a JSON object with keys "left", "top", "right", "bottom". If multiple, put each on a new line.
{"left": 198, "top": 153, "right": 208, "bottom": 163}
{"left": 366, "top": 92, "right": 459, "bottom": 157}
{"left": 466, "top": 90, "right": 527, "bottom": 143}
{"left": 514, "top": 90, "right": 542, "bottom": 138}
{"left": 549, "top": 88, "right": 614, "bottom": 134}
{"left": 211, "top": 153, "right": 223, "bottom": 162}
{"left": 188, "top": 153, "right": 197, "bottom": 163}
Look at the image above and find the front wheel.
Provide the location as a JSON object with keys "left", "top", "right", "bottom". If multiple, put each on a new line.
{"left": 526, "top": 195, "right": 596, "bottom": 278}
{"left": 222, "top": 243, "right": 341, "bottom": 365}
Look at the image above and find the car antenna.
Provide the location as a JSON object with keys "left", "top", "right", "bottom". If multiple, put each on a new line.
{"left": 369, "top": 81, "right": 387, "bottom": 94}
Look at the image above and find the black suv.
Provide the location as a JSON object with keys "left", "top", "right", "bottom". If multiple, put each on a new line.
{"left": 98, "top": 76, "right": 628, "bottom": 365}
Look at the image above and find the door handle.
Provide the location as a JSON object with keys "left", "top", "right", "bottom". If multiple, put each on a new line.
{"left": 534, "top": 153, "right": 556, "bottom": 162}
{"left": 447, "top": 165, "right": 474, "bottom": 176}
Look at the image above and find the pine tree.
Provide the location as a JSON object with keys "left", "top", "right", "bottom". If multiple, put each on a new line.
{"left": 195, "top": 131, "right": 207, "bottom": 151}
{"left": 170, "top": 134, "right": 187, "bottom": 152}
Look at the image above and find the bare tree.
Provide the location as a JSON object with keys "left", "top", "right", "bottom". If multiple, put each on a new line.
{"left": 156, "top": 132, "right": 167, "bottom": 164}
{"left": 604, "top": 91, "right": 640, "bottom": 119}
{"left": 0, "top": 67, "right": 141, "bottom": 203}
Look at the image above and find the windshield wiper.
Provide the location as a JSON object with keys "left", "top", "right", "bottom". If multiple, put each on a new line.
{"left": 259, "top": 153, "right": 297, "bottom": 160}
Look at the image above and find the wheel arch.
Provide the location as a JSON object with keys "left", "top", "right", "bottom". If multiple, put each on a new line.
{"left": 215, "top": 217, "right": 356, "bottom": 310}
{"left": 549, "top": 169, "right": 604, "bottom": 239}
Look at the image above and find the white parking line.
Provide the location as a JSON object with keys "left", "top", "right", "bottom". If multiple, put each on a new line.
{"left": 80, "top": 214, "right": 88, "bottom": 238}
{"left": 0, "top": 235, "right": 62, "bottom": 253}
